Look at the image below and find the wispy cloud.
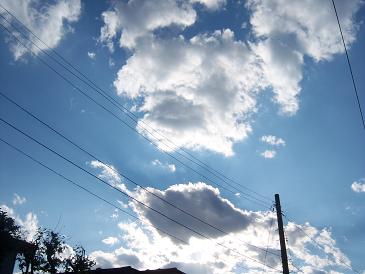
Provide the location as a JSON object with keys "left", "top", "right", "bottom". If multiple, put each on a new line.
{"left": 87, "top": 51, "right": 96, "bottom": 59}
{"left": 261, "top": 150, "right": 276, "bottom": 159}
{"left": 260, "top": 135, "right": 285, "bottom": 159}
{"left": 151, "top": 159, "right": 176, "bottom": 173}
{"left": 261, "top": 135, "right": 285, "bottom": 146}
{"left": 89, "top": 160, "right": 127, "bottom": 192}
{"left": 102, "top": 236, "right": 119, "bottom": 246}
{"left": 13, "top": 193, "right": 26, "bottom": 206}
{"left": 111, "top": 209, "right": 119, "bottom": 220}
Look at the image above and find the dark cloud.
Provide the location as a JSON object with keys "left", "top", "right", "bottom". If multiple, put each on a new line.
{"left": 131, "top": 182, "right": 261, "bottom": 242}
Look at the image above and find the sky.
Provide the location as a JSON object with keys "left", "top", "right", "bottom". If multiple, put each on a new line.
{"left": 0, "top": 0, "right": 364, "bottom": 273}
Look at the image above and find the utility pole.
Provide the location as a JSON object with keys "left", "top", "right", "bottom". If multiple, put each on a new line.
{"left": 275, "top": 194, "right": 289, "bottom": 274}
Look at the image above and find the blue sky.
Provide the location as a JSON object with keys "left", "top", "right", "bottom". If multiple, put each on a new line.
{"left": 0, "top": 0, "right": 364, "bottom": 273}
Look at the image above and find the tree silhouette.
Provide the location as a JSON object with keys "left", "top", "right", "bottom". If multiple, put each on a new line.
{"left": 40, "top": 229, "right": 66, "bottom": 274}
{"left": 65, "top": 245, "right": 95, "bottom": 272}
{"left": 18, "top": 230, "right": 45, "bottom": 274}
{"left": 0, "top": 209, "right": 21, "bottom": 238}
{"left": 1, "top": 210, "right": 95, "bottom": 274}
{"left": 18, "top": 228, "right": 65, "bottom": 274}
{"left": 1, "top": 209, "right": 23, "bottom": 269}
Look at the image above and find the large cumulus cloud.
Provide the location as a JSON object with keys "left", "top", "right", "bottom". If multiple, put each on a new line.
{"left": 114, "top": 30, "right": 265, "bottom": 156}
{"left": 100, "top": 0, "right": 362, "bottom": 156}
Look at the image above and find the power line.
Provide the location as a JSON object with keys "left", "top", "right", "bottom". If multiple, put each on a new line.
{"left": 0, "top": 90, "right": 279, "bottom": 258}
{"left": 0, "top": 137, "right": 187, "bottom": 245}
{"left": 0, "top": 138, "right": 271, "bottom": 274}
{"left": 0, "top": 117, "right": 282, "bottom": 271}
{"left": 262, "top": 210, "right": 275, "bottom": 273}
{"left": 284, "top": 232, "right": 303, "bottom": 273}
{"left": 0, "top": 3, "right": 358, "bottom": 273}
{"left": 331, "top": 0, "right": 365, "bottom": 130}
{"left": 0, "top": 4, "right": 272, "bottom": 204}
{"left": 0, "top": 19, "right": 272, "bottom": 210}
{"left": 3, "top": 13, "right": 276, "bottom": 268}
{"left": 263, "top": 209, "right": 302, "bottom": 274}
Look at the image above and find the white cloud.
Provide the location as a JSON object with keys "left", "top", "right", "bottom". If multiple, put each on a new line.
{"left": 251, "top": 35, "right": 303, "bottom": 114}
{"left": 351, "top": 178, "right": 365, "bottom": 193}
{"left": 261, "top": 135, "right": 285, "bottom": 146}
{"left": 12, "top": 193, "right": 26, "bottom": 206}
{"left": 87, "top": 51, "right": 96, "bottom": 59}
{"left": 91, "top": 184, "right": 280, "bottom": 273}
{"left": 286, "top": 222, "right": 351, "bottom": 271}
{"left": 151, "top": 159, "right": 176, "bottom": 173}
{"left": 111, "top": 209, "right": 119, "bottom": 220}
{"left": 0, "top": 204, "right": 39, "bottom": 241}
{"left": 108, "top": 58, "right": 115, "bottom": 67}
{"left": 260, "top": 136, "right": 284, "bottom": 158}
{"left": 167, "top": 164, "right": 176, "bottom": 173}
{"left": 102, "top": 236, "right": 119, "bottom": 246}
{"left": 247, "top": 0, "right": 362, "bottom": 114}
{"left": 58, "top": 244, "right": 75, "bottom": 261}
{"left": 89, "top": 160, "right": 127, "bottom": 192}
{"left": 260, "top": 150, "right": 276, "bottom": 159}
{"left": 0, "top": 0, "right": 81, "bottom": 60}
{"left": 151, "top": 159, "right": 162, "bottom": 166}
{"left": 190, "top": 0, "right": 226, "bottom": 10}
{"left": 117, "top": 200, "right": 129, "bottom": 209}
{"left": 114, "top": 30, "right": 266, "bottom": 156}
{"left": 101, "top": 0, "right": 361, "bottom": 156}
{"left": 99, "top": 0, "right": 197, "bottom": 49}
{"left": 90, "top": 182, "right": 350, "bottom": 274}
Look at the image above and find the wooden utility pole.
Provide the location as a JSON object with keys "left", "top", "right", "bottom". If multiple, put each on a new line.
{"left": 275, "top": 194, "right": 289, "bottom": 274}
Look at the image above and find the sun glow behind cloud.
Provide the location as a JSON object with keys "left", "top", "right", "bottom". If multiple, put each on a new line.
{"left": 89, "top": 179, "right": 351, "bottom": 274}
{"left": 85, "top": 160, "right": 353, "bottom": 273}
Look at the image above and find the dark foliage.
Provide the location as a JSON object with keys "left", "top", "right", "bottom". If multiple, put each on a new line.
{"left": 40, "top": 229, "right": 66, "bottom": 274}
{"left": 0, "top": 209, "right": 22, "bottom": 238}
{"left": 18, "top": 230, "right": 45, "bottom": 274}
{"left": 14, "top": 225, "right": 95, "bottom": 274}
{"left": 65, "top": 245, "right": 95, "bottom": 272}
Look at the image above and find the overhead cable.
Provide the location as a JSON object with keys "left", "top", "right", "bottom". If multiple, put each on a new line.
{"left": 0, "top": 90, "right": 279, "bottom": 257}
{"left": 0, "top": 17, "right": 272, "bottom": 209}
{"left": 0, "top": 137, "right": 278, "bottom": 273}
{"left": 331, "top": 0, "right": 365, "bottom": 130}
{"left": 0, "top": 117, "right": 282, "bottom": 271}
{"left": 0, "top": 3, "right": 272, "bottom": 204}
{"left": 283, "top": 213, "right": 360, "bottom": 274}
